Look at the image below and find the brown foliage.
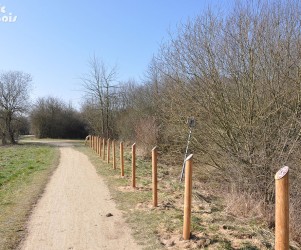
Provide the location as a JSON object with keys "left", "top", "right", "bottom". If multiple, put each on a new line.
{"left": 134, "top": 116, "right": 158, "bottom": 157}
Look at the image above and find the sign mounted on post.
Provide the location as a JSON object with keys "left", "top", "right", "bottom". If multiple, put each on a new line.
{"left": 187, "top": 117, "right": 196, "bottom": 128}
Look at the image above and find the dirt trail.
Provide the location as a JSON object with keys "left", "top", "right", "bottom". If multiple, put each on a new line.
{"left": 20, "top": 144, "right": 141, "bottom": 250}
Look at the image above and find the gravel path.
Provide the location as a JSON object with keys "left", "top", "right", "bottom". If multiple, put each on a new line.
{"left": 20, "top": 145, "right": 141, "bottom": 250}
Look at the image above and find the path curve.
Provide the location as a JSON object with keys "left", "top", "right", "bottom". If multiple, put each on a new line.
{"left": 20, "top": 144, "right": 141, "bottom": 250}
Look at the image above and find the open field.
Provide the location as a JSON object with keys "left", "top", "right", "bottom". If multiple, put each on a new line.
{"left": 0, "top": 143, "right": 59, "bottom": 250}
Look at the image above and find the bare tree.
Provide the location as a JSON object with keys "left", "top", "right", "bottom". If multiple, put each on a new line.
{"left": 80, "top": 55, "right": 118, "bottom": 138}
{"left": 154, "top": 0, "right": 301, "bottom": 205}
{"left": 0, "top": 71, "right": 32, "bottom": 144}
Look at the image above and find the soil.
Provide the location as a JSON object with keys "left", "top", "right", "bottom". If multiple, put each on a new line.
{"left": 19, "top": 143, "right": 141, "bottom": 250}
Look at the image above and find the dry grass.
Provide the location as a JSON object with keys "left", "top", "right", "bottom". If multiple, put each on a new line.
{"left": 223, "top": 192, "right": 266, "bottom": 220}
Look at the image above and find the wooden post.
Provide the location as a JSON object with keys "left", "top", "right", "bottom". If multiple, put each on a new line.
{"left": 120, "top": 142, "right": 124, "bottom": 177}
{"left": 102, "top": 138, "right": 105, "bottom": 160}
{"left": 98, "top": 137, "right": 101, "bottom": 156}
{"left": 89, "top": 135, "right": 92, "bottom": 148}
{"left": 107, "top": 139, "right": 110, "bottom": 163}
{"left": 91, "top": 135, "right": 93, "bottom": 149}
{"left": 112, "top": 140, "right": 116, "bottom": 169}
{"left": 96, "top": 136, "right": 99, "bottom": 155}
{"left": 132, "top": 143, "right": 136, "bottom": 188}
{"left": 98, "top": 137, "right": 102, "bottom": 157}
{"left": 152, "top": 146, "right": 158, "bottom": 207}
{"left": 183, "top": 154, "right": 193, "bottom": 240}
{"left": 275, "top": 166, "right": 289, "bottom": 250}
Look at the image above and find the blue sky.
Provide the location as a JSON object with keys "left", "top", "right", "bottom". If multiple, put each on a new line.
{"left": 0, "top": 1, "right": 233, "bottom": 109}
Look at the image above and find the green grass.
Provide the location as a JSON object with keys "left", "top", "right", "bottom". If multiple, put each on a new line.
{"left": 0, "top": 143, "right": 59, "bottom": 250}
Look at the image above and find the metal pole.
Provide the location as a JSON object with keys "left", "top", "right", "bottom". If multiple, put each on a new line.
{"left": 180, "top": 128, "right": 192, "bottom": 181}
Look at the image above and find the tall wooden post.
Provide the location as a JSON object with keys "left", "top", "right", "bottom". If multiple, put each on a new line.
{"left": 96, "top": 136, "right": 99, "bottom": 154}
{"left": 275, "top": 166, "right": 289, "bottom": 250}
{"left": 107, "top": 139, "right": 110, "bottom": 163}
{"left": 99, "top": 137, "right": 102, "bottom": 157}
{"left": 120, "top": 142, "right": 124, "bottom": 177}
{"left": 91, "top": 135, "right": 94, "bottom": 149}
{"left": 132, "top": 143, "right": 136, "bottom": 188}
{"left": 183, "top": 154, "right": 193, "bottom": 240}
{"left": 98, "top": 137, "right": 101, "bottom": 156}
{"left": 102, "top": 138, "right": 105, "bottom": 160}
{"left": 89, "top": 135, "right": 92, "bottom": 148}
{"left": 152, "top": 146, "right": 158, "bottom": 207}
{"left": 112, "top": 140, "right": 116, "bottom": 169}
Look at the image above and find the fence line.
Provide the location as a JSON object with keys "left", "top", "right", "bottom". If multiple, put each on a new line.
{"left": 86, "top": 135, "right": 291, "bottom": 247}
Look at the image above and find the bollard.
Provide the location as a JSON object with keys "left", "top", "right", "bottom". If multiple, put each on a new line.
{"left": 132, "top": 143, "right": 136, "bottom": 188}
{"left": 113, "top": 140, "right": 116, "bottom": 169}
{"left": 275, "top": 166, "right": 289, "bottom": 250}
{"left": 107, "top": 139, "right": 110, "bottom": 163}
{"left": 102, "top": 138, "right": 106, "bottom": 160}
{"left": 120, "top": 142, "right": 124, "bottom": 177}
{"left": 183, "top": 154, "right": 193, "bottom": 240}
{"left": 152, "top": 146, "right": 158, "bottom": 207}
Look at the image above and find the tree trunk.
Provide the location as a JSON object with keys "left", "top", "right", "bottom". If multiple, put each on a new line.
{"left": 6, "top": 114, "right": 16, "bottom": 144}
{"left": 1, "top": 132, "right": 7, "bottom": 145}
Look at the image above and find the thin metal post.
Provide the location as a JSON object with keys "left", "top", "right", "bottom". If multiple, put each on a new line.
{"left": 180, "top": 128, "right": 192, "bottom": 181}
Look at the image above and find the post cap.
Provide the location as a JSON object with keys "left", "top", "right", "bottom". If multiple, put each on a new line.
{"left": 275, "top": 166, "right": 289, "bottom": 180}
{"left": 185, "top": 154, "right": 193, "bottom": 162}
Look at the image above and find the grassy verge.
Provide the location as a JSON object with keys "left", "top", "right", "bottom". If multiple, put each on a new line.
{"left": 77, "top": 143, "right": 300, "bottom": 250}
{"left": 0, "top": 143, "right": 59, "bottom": 250}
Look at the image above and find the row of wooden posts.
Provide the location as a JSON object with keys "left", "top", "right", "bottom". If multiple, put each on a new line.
{"left": 87, "top": 135, "right": 290, "bottom": 249}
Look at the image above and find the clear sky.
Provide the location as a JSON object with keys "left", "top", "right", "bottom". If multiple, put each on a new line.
{"left": 0, "top": 0, "right": 233, "bottom": 109}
